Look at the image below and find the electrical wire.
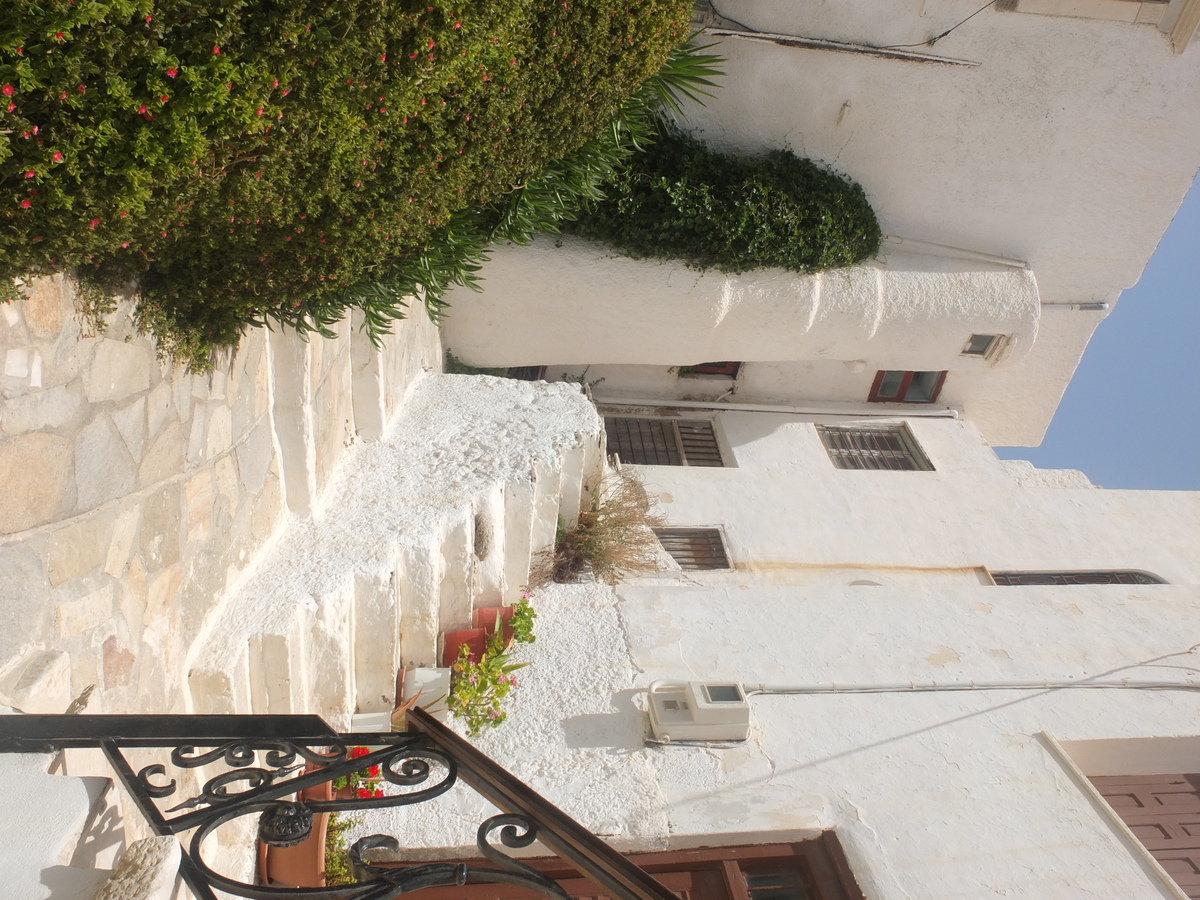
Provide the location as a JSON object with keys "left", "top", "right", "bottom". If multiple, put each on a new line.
{"left": 708, "top": 0, "right": 998, "bottom": 50}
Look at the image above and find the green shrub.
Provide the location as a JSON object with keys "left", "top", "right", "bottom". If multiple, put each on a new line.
{"left": 2, "top": 0, "right": 693, "bottom": 367}
{"left": 567, "top": 124, "right": 882, "bottom": 273}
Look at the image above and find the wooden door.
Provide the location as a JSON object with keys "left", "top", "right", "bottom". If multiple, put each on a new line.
{"left": 379, "top": 835, "right": 863, "bottom": 900}
{"left": 1092, "top": 773, "right": 1200, "bottom": 898}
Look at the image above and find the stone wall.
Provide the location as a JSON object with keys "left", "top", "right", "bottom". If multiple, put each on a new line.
{"left": 0, "top": 275, "right": 440, "bottom": 717}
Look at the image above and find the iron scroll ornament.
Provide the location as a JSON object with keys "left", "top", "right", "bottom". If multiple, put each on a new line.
{"left": 0, "top": 712, "right": 683, "bottom": 900}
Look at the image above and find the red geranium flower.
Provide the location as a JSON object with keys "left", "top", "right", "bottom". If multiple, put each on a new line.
{"left": 373, "top": 789, "right": 384, "bottom": 798}
{"left": 356, "top": 788, "right": 371, "bottom": 799}
{"left": 350, "top": 746, "right": 370, "bottom": 758}
{"left": 367, "top": 765, "right": 380, "bottom": 778}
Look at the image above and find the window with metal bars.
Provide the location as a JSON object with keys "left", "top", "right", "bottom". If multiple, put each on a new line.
{"left": 653, "top": 528, "right": 730, "bottom": 570}
{"left": 816, "top": 425, "right": 933, "bottom": 471}
{"left": 992, "top": 571, "right": 1166, "bottom": 586}
{"left": 604, "top": 417, "right": 724, "bottom": 467}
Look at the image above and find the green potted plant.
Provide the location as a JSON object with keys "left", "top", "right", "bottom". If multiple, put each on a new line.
{"left": 446, "top": 633, "right": 531, "bottom": 736}
{"left": 472, "top": 593, "right": 538, "bottom": 648}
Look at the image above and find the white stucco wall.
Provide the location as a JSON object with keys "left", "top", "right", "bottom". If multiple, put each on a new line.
{"left": 442, "top": 0, "right": 1200, "bottom": 445}
{"left": 354, "top": 415, "right": 1200, "bottom": 899}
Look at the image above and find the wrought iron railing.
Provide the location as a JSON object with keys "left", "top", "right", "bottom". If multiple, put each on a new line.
{"left": 0, "top": 707, "right": 677, "bottom": 900}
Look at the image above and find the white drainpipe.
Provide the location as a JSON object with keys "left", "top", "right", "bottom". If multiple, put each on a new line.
{"left": 591, "top": 396, "right": 960, "bottom": 418}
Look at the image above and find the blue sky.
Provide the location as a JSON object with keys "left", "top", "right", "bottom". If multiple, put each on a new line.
{"left": 996, "top": 175, "right": 1200, "bottom": 491}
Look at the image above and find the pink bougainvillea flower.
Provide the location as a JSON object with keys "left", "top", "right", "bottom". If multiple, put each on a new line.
{"left": 60, "top": 92, "right": 67, "bottom": 99}
{"left": 454, "top": 21, "right": 461, "bottom": 28}
{"left": 24, "top": 170, "right": 35, "bottom": 178}
{"left": 379, "top": 53, "right": 386, "bottom": 61}
{"left": 255, "top": 108, "right": 263, "bottom": 116}
{"left": 166, "top": 68, "right": 177, "bottom": 77}
{"left": 52, "top": 151, "right": 63, "bottom": 162}
{"left": 5, "top": 103, "right": 13, "bottom": 112}
{"left": 54, "top": 32, "right": 64, "bottom": 40}
{"left": 428, "top": 39, "right": 435, "bottom": 48}
{"left": 121, "top": 242, "right": 129, "bottom": 248}
{"left": 138, "top": 105, "right": 148, "bottom": 114}
{"left": 77, "top": 84, "right": 86, "bottom": 93}
{"left": 1, "top": 84, "right": 13, "bottom": 96}
{"left": 21, "top": 200, "right": 31, "bottom": 208}
{"left": 89, "top": 218, "right": 100, "bottom": 229}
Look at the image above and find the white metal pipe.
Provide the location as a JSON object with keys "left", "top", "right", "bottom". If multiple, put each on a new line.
{"left": 747, "top": 680, "right": 1200, "bottom": 694}
{"left": 591, "top": 396, "right": 960, "bottom": 418}
{"left": 881, "top": 235, "right": 1029, "bottom": 269}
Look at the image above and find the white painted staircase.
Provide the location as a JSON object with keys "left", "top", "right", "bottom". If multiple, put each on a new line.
{"left": 185, "top": 374, "right": 604, "bottom": 728}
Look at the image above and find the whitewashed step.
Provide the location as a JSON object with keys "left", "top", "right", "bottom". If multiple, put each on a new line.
{"left": 353, "top": 560, "right": 402, "bottom": 715}
{"left": 501, "top": 470, "right": 538, "bottom": 601}
{"left": 530, "top": 456, "right": 564, "bottom": 559}
{"left": 437, "top": 511, "right": 475, "bottom": 634}
{"left": 556, "top": 441, "right": 587, "bottom": 529}
{"left": 471, "top": 484, "right": 507, "bottom": 612}
{"left": 397, "top": 540, "right": 442, "bottom": 669}
{"left": 0, "top": 743, "right": 112, "bottom": 900}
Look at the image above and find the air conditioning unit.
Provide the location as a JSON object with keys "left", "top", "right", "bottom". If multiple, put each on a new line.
{"left": 647, "top": 681, "right": 751, "bottom": 742}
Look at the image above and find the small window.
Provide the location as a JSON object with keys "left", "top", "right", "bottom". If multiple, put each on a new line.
{"left": 991, "top": 571, "right": 1166, "bottom": 585}
{"left": 506, "top": 365, "right": 547, "bottom": 381}
{"left": 869, "top": 370, "right": 947, "bottom": 403}
{"left": 679, "top": 361, "right": 741, "bottom": 377}
{"left": 653, "top": 527, "right": 730, "bottom": 570}
{"left": 605, "top": 417, "right": 724, "bottom": 467}
{"left": 817, "top": 424, "right": 934, "bottom": 471}
{"left": 962, "top": 334, "right": 1005, "bottom": 358}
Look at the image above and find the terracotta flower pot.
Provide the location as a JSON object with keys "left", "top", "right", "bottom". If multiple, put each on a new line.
{"left": 258, "top": 766, "right": 332, "bottom": 888}
{"left": 472, "top": 606, "right": 516, "bottom": 648}
{"left": 441, "top": 627, "right": 489, "bottom": 667}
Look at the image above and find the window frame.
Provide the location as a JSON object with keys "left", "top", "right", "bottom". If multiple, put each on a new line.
{"left": 990, "top": 570, "right": 1166, "bottom": 586}
{"left": 817, "top": 424, "right": 935, "bottom": 471}
{"left": 868, "top": 370, "right": 948, "bottom": 404}
{"left": 653, "top": 526, "right": 733, "bottom": 571}
{"left": 604, "top": 416, "right": 725, "bottom": 467}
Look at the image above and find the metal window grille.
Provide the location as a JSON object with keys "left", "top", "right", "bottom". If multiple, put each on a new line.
{"left": 653, "top": 528, "right": 730, "bottom": 570}
{"left": 992, "top": 571, "right": 1166, "bottom": 586}
{"left": 605, "top": 417, "right": 724, "bottom": 467}
{"left": 817, "top": 425, "right": 933, "bottom": 471}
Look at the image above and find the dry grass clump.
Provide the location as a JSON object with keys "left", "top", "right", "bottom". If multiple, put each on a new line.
{"left": 531, "top": 471, "right": 665, "bottom": 586}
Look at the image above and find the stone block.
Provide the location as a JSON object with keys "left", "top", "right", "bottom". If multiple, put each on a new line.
{"left": 0, "top": 648, "right": 71, "bottom": 713}
{"left": 205, "top": 404, "right": 232, "bottom": 457}
{"left": 75, "top": 414, "right": 137, "bottom": 510}
{"left": 47, "top": 515, "right": 110, "bottom": 586}
{"left": 0, "top": 383, "right": 85, "bottom": 436}
{"left": 83, "top": 340, "right": 150, "bottom": 404}
{"left": 21, "top": 274, "right": 64, "bottom": 334}
{"left": 94, "top": 835, "right": 180, "bottom": 900}
{"left": 0, "top": 544, "right": 48, "bottom": 666}
{"left": 105, "top": 507, "right": 140, "bottom": 578}
{"left": 235, "top": 419, "right": 274, "bottom": 495}
{"left": 145, "top": 380, "right": 173, "bottom": 440}
{"left": 0, "top": 431, "right": 73, "bottom": 533}
{"left": 186, "top": 404, "right": 207, "bottom": 466}
{"left": 57, "top": 583, "right": 115, "bottom": 638}
{"left": 143, "top": 563, "right": 181, "bottom": 624}
{"left": 140, "top": 484, "right": 181, "bottom": 570}
{"left": 184, "top": 470, "right": 213, "bottom": 545}
{"left": 214, "top": 454, "right": 239, "bottom": 511}
{"left": 137, "top": 421, "right": 182, "bottom": 488}
{"left": 112, "top": 396, "right": 146, "bottom": 462}
{"left": 5, "top": 347, "right": 30, "bottom": 378}
{"left": 102, "top": 634, "right": 135, "bottom": 689}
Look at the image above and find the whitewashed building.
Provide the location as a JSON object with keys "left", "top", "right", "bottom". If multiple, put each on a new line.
{"left": 415, "top": 3, "right": 1200, "bottom": 899}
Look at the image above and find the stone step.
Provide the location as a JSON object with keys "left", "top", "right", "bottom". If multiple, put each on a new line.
{"left": 436, "top": 510, "right": 476, "bottom": 636}
{"left": 530, "top": 456, "right": 565, "bottom": 561}
{"left": 353, "top": 560, "right": 402, "bottom": 716}
{"left": 500, "top": 468, "right": 538, "bottom": 601}
{"left": 556, "top": 441, "right": 587, "bottom": 529}
{"left": 471, "top": 484, "right": 507, "bottom": 612}
{"left": 397, "top": 540, "right": 442, "bottom": 670}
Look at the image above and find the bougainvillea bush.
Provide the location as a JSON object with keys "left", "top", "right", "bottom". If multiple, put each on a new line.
{"left": 1, "top": 0, "right": 691, "bottom": 365}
